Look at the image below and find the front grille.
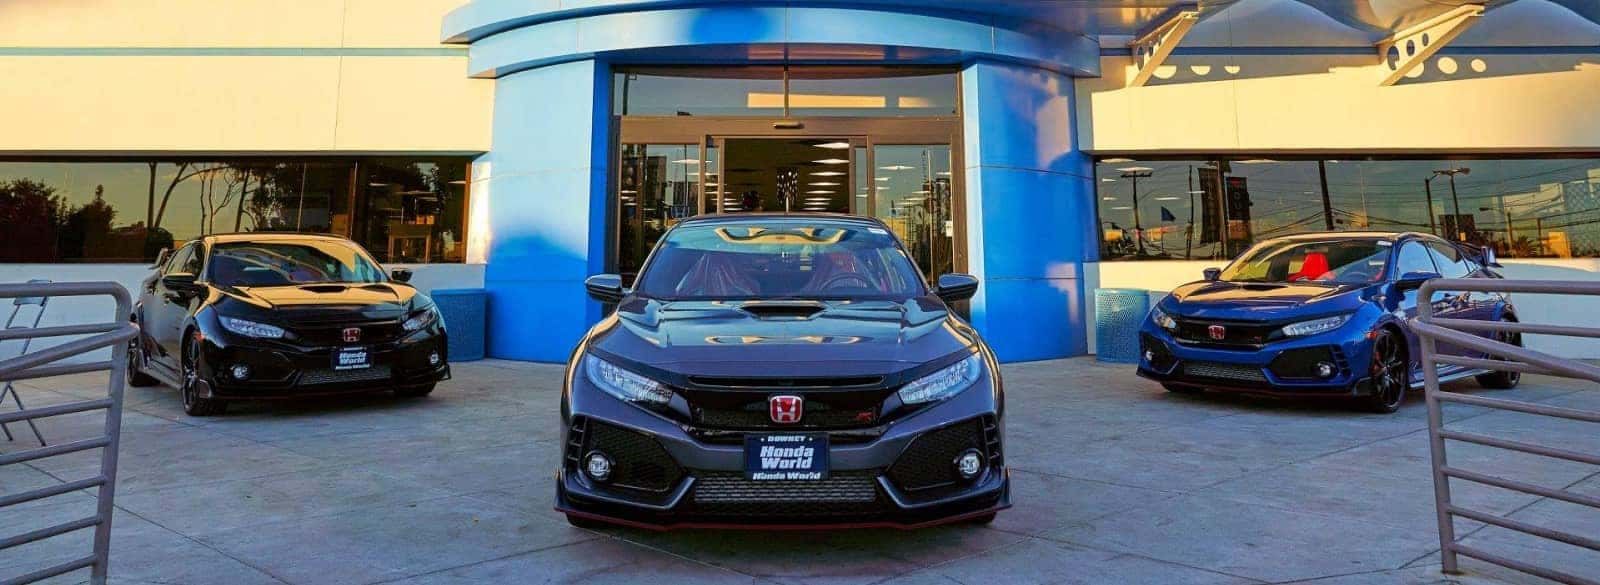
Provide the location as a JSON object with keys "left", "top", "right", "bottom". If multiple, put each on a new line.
{"left": 1173, "top": 319, "right": 1283, "bottom": 347}
{"left": 689, "top": 470, "right": 884, "bottom": 517}
{"left": 292, "top": 319, "right": 405, "bottom": 346}
{"left": 696, "top": 402, "right": 875, "bottom": 429}
{"left": 299, "top": 365, "right": 392, "bottom": 386}
{"left": 1183, "top": 361, "right": 1269, "bottom": 383}
{"left": 582, "top": 420, "right": 683, "bottom": 493}
{"left": 888, "top": 418, "right": 985, "bottom": 492}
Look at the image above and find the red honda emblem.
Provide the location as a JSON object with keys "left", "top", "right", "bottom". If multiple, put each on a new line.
{"left": 1208, "top": 324, "right": 1227, "bottom": 340}
{"left": 769, "top": 395, "right": 803, "bottom": 424}
{"left": 342, "top": 327, "right": 361, "bottom": 343}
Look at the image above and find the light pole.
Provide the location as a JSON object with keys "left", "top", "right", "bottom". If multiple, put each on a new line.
{"left": 1433, "top": 167, "right": 1470, "bottom": 241}
{"left": 1121, "top": 169, "right": 1152, "bottom": 256}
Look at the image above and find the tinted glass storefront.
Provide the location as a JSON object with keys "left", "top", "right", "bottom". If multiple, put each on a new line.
{"left": 0, "top": 158, "right": 471, "bottom": 263}
{"left": 1095, "top": 157, "right": 1600, "bottom": 260}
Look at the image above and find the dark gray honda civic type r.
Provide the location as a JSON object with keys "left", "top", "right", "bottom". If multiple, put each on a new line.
{"left": 557, "top": 214, "right": 1009, "bottom": 529}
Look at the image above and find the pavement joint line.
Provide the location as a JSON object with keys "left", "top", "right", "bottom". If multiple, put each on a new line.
{"left": 362, "top": 536, "right": 603, "bottom": 585}
{"left": 1414, "top": 466, "right": 1600, "bottom": 571}
{"left": 1018, "top": 532, "right": 1272, "bottom": 584}
{"left": 596, "top": 532, "right": 776, "bottom": 581}
{"left": 108, "top": 504, "right": 296, "bottom": 585}
{"left": 1005, "top": 465, "right": 1186, "bottom": 495}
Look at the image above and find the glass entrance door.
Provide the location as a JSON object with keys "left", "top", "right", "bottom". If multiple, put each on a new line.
{"left": 872, "top": 144, "right": 955, "bottom": 277}
{"left": 712, "top": 138, "right": 858, "bottom": 214}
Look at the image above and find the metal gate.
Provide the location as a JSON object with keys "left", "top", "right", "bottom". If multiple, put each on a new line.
{"left": 1411, "top": 278, "right": 1600, "bottom": 585}
{"left": 0, "top": 282, "right": 137, "bottom": 585}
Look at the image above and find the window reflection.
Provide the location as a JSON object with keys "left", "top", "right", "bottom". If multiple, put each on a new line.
{"left": 1097, "top": 157, "right": 1600, "bottom": 260}
{"left": 614, "top": 66, "right": 957, "bottom": 118}
{"left": 618, "top": 144, "right": 703, "bottom": 279}
{"left": 875, "top": 145, "right": 953, "bottom": 277}
{"left": 0, "top": 158, "right": 470, "bottom": 264}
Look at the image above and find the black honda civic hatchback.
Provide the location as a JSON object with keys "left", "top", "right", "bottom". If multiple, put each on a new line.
{"left": 558, "top": 214, "right": 1008, "bottom": 529}
{"left": 129, "top": 233, "right": 450, "bottom": 416}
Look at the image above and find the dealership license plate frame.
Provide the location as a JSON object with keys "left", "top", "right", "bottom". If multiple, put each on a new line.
{"left": 332, "top": 346, "right": 371, "bottom": 371}
{"left": 744, "top": 433, "right": 830, "bottom": 481}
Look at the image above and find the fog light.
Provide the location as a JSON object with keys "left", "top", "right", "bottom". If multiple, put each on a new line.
{"left": 954, "top": 449, "right": 984, "bottom": 480}
{"left": 584, "top": 452, "right": 612, "bottom": 482}
{"left": 229, "top": 364, "right": 251, "bottom": 381}
{"left": 428, "top": 351, "right": 441, "bottom": 366}
{"left": 1143, "top": 349, "right": 1155, "bottom": 363}
{"left": 1316, "top": 362, "right": 1336, "bottom": 378}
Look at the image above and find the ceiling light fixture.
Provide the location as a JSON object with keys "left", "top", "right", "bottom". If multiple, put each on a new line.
{"left": 671, "top": 159, "right": 700, "bottom": 165}
{"left": 1101, "top": 157, "right": 1135, "bottom": 163}
{"left": 1154, "top": 196, "right": 1181, "bottom": 201}
{"left": 881, "top": 165, "right": 915, "bottom": 171}
{"left": 813, "top": 142, "right": 851, "bottom": 150}
{"left": 810, "top": 171, "right": 845, "bottom": 177}
{"left": 811, "top": 182, "right": 841, "bottom": 186}
{"left": 813, "top": 158, "right": 850, "bottom": 165}
{"left": 1116, "top": 166, "right": 1153, "bottom": 172}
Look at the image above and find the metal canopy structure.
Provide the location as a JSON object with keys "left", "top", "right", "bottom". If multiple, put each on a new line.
{"left": 1128, "top": 3, "right": 1201, "bottom": 87}
{"left": 1376, "top": 3, "right": 1487, "bottom": 86}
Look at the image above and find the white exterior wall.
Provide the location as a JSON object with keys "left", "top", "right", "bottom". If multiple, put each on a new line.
{"left": 1085, "top": 259, "right": 1600, "bottom": 358}
{"left": 0, "top": 264, "right": 484, "bottom": 364}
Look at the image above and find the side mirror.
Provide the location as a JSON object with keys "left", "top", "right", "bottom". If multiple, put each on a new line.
{"left": 1482, "top": 246, "right": 1502, "bottom": 268}
{"left": 1396, "top": 271, "right": 1441, "bottom": 291}
{"left": 934, "top": 273, "right": 980, "bottom": 303}
{"left": 390, "top": 268, "right": 414, "bottom": 283}
{"left": 585, "top": 274, "right": 626, "bottom": 304}
{"left": 1202, "top": 268, "right": 1222, "bottom": 281}
{"left": 161, "top": 273, "right": 200, "bottom": 295}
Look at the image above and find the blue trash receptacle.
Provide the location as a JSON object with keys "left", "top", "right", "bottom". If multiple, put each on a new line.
{"left": 431, "top": 288, "right": 486, "bottom": 361}
{"left": 1095, "top": 288, "right": 1150, "bottom": 364}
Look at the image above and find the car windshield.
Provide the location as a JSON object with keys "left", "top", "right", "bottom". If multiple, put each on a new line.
{"left": 633, "top": 221, "right": 925, "bottom": 301}
{"left": 207, "top": 240, "right": 386, "bottom": 287}
{"left": 1220, "top": 239, "right": 1389, "bottom": 284}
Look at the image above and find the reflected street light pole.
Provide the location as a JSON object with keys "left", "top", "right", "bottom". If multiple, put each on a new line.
{"left": 1121, "top": 169, "right": 1152, "bottom": 256}
{"left": 1433, "top": 167, "right": 1470, "bottom": 241}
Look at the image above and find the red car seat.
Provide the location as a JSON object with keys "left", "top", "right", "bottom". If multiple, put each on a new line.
{"left": 1288, "top": 252, "right": 1330, "bottom": 281}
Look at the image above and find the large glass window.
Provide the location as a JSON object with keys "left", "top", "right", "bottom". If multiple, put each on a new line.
{"left": 1096, "top": 156, "right": 1600, "bottom": 260}
{"left": 614, "top": 66, "right": 957, "bottom": 118}
{"left": 617, "top": 144, "right": 704, "bottom": 279}
{"left": 0, "top": 158, "right": 471, "bottom": 264}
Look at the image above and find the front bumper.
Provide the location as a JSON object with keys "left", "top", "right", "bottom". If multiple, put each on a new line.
{"left": 197, "top": 328, "right": 450, "bottom": 399}
{"left": 1136, "top": 326, "right": 1378, "bottom": 397}
{"left": 557, "top": 374, "right": 1009, "bottom": 529}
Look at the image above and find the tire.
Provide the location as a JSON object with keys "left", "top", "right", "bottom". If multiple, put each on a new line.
{"left": 565, "top": 513, "right": 609, "bottom": 530}
{"left": 1476, "top": 318, "right": 1523, "bottom": 390}
{"left": 394, "top": 383, "right": 436, "bottom": 399}
{"left": 180, "top": 331, "right": 227, "bottom": 417}
{"left": 1362, "top": 328, "right": 1409, "bottom": 414}
{"left": 127, "top": 339, "right": 160, "bottom": 388}
{"left": 1162, "top": 382, "right": 1205, "bottom": 395}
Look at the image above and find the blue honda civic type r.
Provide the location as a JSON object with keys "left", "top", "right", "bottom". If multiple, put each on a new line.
{"left": 1137, "top": 232, "right": 1522, "bottom": 413}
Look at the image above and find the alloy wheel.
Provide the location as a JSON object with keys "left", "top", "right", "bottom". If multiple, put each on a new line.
{"left": 1372, "top": 330, "right": 1407, "bottom": 410}
{"left": 181, "top": 335, "right": 200, "bottom": 409}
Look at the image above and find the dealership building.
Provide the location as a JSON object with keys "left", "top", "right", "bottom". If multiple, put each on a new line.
{"left": 4, "top": 0, "right": 1600, "bottom": 362}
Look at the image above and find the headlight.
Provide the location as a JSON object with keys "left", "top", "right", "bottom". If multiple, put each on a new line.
{"left": 403, "top": 306, "right": 440, "bottom": 332}
{"left": 219, "top": 316, "right": 284, "bottom": 339}
{"left": 1150, "top": 306, "right": 1178, "bottom": 331}
{"left": 584, "top": 354, "right": 672, "bottom": 405}
{"left": 1282, "top": 314, "right": 1352, "bottom": 337}
{"left": 898, "top": 353, "right": 983, "bottom": 405}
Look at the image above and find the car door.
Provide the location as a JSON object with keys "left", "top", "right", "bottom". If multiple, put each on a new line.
{"left": 151, "top": 243, "right": 203, "bottom": 364}
{"left": 1424, "top": 241, "right": 1477, "bottom": 364}
{"left": 1391, "top": 240, "right": 1440, "bottom": 381}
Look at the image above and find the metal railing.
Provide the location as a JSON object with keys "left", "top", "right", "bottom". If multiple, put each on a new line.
{"left": 1412, "top": 278, "right": 1600, "bottom": 585}
{"left": 0, "top": 282, "right": 137, "bottom": 585}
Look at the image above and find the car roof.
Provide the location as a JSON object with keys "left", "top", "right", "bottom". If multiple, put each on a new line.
{"left": 1273, "top": 231, "right": 1443, "bottom": 243}
{"left": 676, "top": 212, "right": 891, "bottom": 229}
{"left": 197, "top": 232, "right": 357, "bottom": 245}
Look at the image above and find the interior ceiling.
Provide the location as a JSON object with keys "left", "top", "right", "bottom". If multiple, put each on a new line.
{"left": 721, "top": 139, "right": 853, "bottom": 213}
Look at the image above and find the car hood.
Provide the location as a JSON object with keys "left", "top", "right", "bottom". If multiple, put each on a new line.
{"left": 589, "top": 296, "right": 976, "bottom": 378}
{"left": 1164, "top": 280, "right": 1370, "bottom": 320}
{"left": 219, "top": 283, "right": 423, "bottom": 321}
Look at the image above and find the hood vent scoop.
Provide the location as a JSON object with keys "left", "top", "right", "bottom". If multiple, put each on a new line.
{"left": 299, "top": 284, "right": 349, "bottom": 293}
{"left": 737, "top": 301, "right": 827, "bottom": 320}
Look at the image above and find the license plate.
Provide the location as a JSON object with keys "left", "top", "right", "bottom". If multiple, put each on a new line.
{"left": 332, "top": 346, "right": 371, "bottom": 371}
{"left": 744, "top": 434, "right": 829, "bottom": 481}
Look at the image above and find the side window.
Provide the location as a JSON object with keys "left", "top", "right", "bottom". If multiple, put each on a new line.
{"left": 165, "top": 245, "right": 196, "bottom": 276}
{"left": 1394, "top": 242, "right": 1436, "bottom": 278}
{"left": 1426, "top": 242, "right": 1472, "bottom": 279}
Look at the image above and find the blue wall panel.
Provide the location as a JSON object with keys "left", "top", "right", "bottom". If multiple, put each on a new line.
{"left": 482, "top": 61, "right": 610, "bottom": 362}
{"left": 961, "top": 60, "right": 1095, "bottom": 362}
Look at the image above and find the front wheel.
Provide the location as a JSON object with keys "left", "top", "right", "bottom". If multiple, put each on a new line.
{"left": 1362, "top": 328, "right": 1409, "bottom": 414}
{"left": 180, "top": 332, "right": 226, "bottom": 416}
{"left": 1476, "top": 319, "right": 1523, "bottom": 389}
